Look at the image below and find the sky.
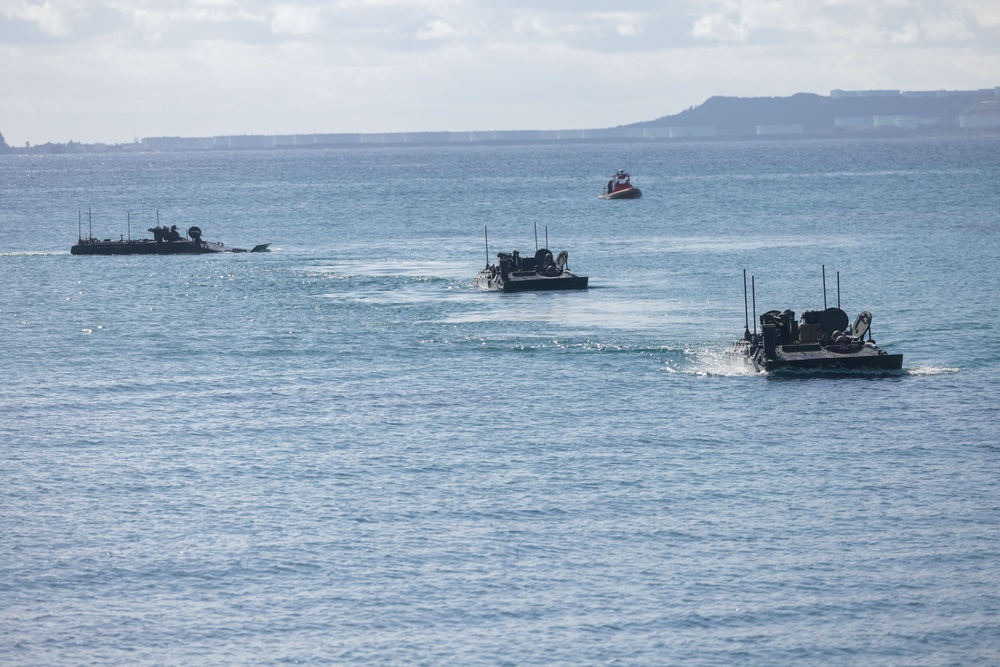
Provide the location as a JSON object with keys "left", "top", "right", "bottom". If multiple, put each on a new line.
{"left": 1, "top": 0, "right": 999, "bottom": 145}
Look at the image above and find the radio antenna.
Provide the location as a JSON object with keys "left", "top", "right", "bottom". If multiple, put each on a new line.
{"left": 743, "top": 269, "right": 750, "bottom": 339}
{"left": 822, "top": 265, "right": 828, "bottom": 309}
{"left": 751, "top": 275, "right": 757, "bottom": 337}
{"left": 484, "top": 225, "right": 489, "bottom": 268}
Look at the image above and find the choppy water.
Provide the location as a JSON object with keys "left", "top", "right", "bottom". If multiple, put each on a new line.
{"left": 2, "top": 137, "right": 999, "bottom": 665}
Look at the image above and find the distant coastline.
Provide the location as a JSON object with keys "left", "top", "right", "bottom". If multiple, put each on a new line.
{"left": 3, "top": 87, "right": 998, "bottom": 154}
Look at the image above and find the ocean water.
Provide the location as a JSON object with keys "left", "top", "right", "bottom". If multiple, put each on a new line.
{"left": 1, "top": 137, "right": 999, "bottom": 665}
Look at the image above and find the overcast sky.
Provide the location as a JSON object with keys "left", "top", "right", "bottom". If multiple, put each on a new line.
{"left": 2, "top": 0, "right": 999, "bottom": 145}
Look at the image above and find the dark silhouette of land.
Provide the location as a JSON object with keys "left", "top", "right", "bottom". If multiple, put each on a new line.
{"left": 628, "top": 89, "right": 1000, "bottom": 137}
{"left": 3, "top": 87, "right": 998, "bottom": 153}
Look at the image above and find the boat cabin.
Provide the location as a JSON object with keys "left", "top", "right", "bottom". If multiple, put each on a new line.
{"left": 605, "top": 170, "right": 635, "bottom": 195}
{"left": 759, "top": 307, "right": 869, "bottom": 356}
{"left": 495, "top": 248, "right": 564, "bottom": 279}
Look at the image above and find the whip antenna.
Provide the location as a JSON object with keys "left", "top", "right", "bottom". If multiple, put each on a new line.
{"left": 822, "top": 265, "right": 828, "bottom": 309}
{"left": 743, "top": 269, "right": 750, "bottom": 339}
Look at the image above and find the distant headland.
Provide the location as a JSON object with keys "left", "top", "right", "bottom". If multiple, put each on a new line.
{"left": 3, "top": 87, "right": 998, "bottom": 154}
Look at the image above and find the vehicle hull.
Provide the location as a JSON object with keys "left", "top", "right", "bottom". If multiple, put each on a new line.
{"left": 728, "top": 340, "right": 903, "bottom": 372}
{"left": 71, "top": 240, "right": 269, "bottom": 255}
{"left": 474, "top": 272, "right": 588, "bottom": 292}
{"left": 599, "top": 187, "right": 642, "bottom": 200}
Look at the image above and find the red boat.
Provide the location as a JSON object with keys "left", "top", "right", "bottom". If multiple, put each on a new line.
{"left": 599, "top": 170, "right": 642, "bottom": 199}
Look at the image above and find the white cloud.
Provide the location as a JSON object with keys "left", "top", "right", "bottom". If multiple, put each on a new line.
{"left": 688, "top": 0, "right": 993, "bottom": 45}
{"left": 511, "top": 14, "right": 558, "bottom": 38}
{"left": 611, "top": 18, "right": 642, "bottom": 37}
{"left": 271, "top": 4, "right": 322, "bottom": 34}
{"left": 691, "top": 11, "right": 748, "bottom": 41}
{"left": 3, "top": 0, "right": 69, "bottom": 35}
{"left": 416, "top": 18, "right": 456, "bottom": 40}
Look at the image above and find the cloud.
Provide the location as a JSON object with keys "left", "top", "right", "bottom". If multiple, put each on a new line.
{"left": 3, "top": 0, "right": 70, "bottom": 36}
{"left": 691, "top": 11, "right": 748, "bottom": 42}
{"left": 688, "top": 0, "right": 995, "bottom": 45}
{"left": 601, "top": 13, "right": 643, "bottom": 37}
{"left": 271, "top": 4, "right": 322, "bottom": 34}
{"left": 416, "top": 18, "right": 456, "bottom": 40}
{"left": 0, "top": 0, "right": 997, "bottom": 144}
